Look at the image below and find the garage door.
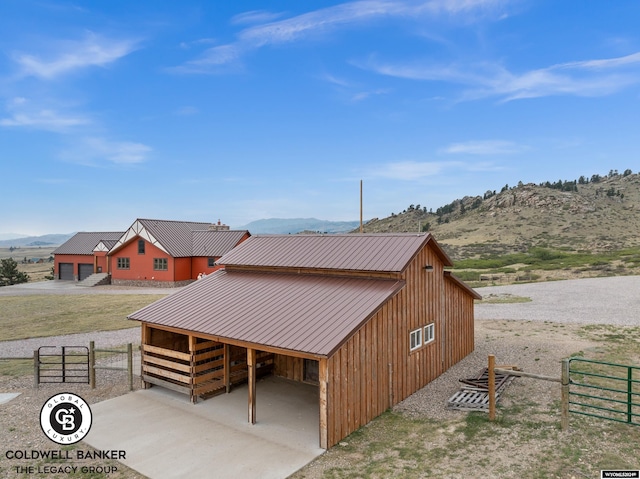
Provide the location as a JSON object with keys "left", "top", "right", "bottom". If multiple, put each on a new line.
{"left": 78, "top": 264, "right": 94, "bottom": 281}
{"left": 59, "top": 263, "right": 74, "bottom": 280}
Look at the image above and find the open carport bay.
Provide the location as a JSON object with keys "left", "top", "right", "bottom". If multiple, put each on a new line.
{"left": 83, "top": 376, "right": 324, "bottom": 479}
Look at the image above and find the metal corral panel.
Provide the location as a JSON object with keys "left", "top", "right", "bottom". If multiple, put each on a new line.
{"left": 218, "top": 234, "right": 452, "bottom": 272}
{"left": 129, "top": 270, "right": 404, "bottom": 357}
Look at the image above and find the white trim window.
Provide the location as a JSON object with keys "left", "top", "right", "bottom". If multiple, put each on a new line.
{"left": 410, "top": 328, "right": 423, "bottom": 351}
{"left": 424, "top": 323, "right": 435, "bottom": 345}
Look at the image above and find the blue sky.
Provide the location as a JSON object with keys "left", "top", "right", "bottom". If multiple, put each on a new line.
{"left": 2, "top": 1, "right": 640, "bottom": 236}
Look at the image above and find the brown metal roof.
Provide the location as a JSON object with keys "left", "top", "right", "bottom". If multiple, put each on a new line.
{"left": 219, "top": 233, "right": 452, "bottom": 272}
{"left": 192, "top": 230, "right": 249, "bottom": 257}
{"left": 129, "top": 270, "right": 404, "bottom": 357}
{"left": 53, "top": 232, "right": 124, "bottom": 255}
{"left": 444, "top": 271, "right": 482, "bottom": 300}
{"left": 108, "top": 219, "right": 215, "bottom": 257}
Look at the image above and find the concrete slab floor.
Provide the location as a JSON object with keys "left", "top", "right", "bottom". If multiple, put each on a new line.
{"left": 83, "top": 376, "right": 325, "bottom": 479}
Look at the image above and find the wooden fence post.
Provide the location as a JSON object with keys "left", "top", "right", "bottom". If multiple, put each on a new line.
{"left": 561, "top": 358, "right": 569, "bottom": 431}
{"left": 33, "top": 349, "right": 39, "bottom": 388}
{"left": 89, "top": 341, "right": 95, "bottom": 389}
{"left": 127, "top": 343, "right": 133, "bottom": 391}
{"left": 488, "top": 354, "right": 496, "bottom": 421}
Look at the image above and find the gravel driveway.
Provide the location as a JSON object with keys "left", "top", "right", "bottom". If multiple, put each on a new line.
{"left": 474, "top": 275, "right": 640, "bottom": 326}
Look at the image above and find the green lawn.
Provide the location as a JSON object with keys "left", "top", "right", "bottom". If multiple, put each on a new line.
{"left": 0, "top": 294, "right": 165, "bottom": 341}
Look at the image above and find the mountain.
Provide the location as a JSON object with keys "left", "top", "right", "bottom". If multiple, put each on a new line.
{"left": 236, "top": 218, "right": 362, "bottom": 234}
{"left": 0, "top": 233, "right": 28, "bottom": 240}
{"left": 359, "top": 171, "right": 640, "bottom": 261}
{"left": 0, "top": 233, "right": 74, "bottom": 248}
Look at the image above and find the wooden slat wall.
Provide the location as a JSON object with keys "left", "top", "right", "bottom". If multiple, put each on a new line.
{"left": 325, "top": 241, "right": 475, "bottom": 447}
{"left": 274, "top": 354, "right": 304, "bottom": 381}
{"left": 443, "top": 275, "right": 475, "bottom": 369}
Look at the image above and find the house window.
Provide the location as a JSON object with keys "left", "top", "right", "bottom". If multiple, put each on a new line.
{"left": 153, "top": 258, "right": 168, "bottom": 271}
{"left": 207, "top": 258, "right": 216, "bottom": 268}
{"left": 138, "top": 239, "right": 145, "bottom": 254}
{"left": 424, "top": 323, "right": 435, "bottom": 345}
{"left": 117, "top": 258, "right": 130, "bottom": 269}
{"left": 410, "top": 328, "right": 422, "bottom": 351}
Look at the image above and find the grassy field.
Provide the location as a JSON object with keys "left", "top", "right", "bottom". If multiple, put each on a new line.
{"left": 453, "top": 246, "right": 640, "bottom": 287}
{"left": 0, "top": 294, "right": 165, "bottom": 342}
{"left": 0, "top": 246, "right": 57, "bottom": 282}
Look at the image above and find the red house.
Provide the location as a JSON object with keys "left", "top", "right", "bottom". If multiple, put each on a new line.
{"left": 107, "top": 219, "right": 250, "bottom": 287}
{"left": 53, "top": 219, "right": 249, "bottom": 286}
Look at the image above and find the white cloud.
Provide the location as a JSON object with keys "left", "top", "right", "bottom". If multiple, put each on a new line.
{"left": 175, "top": 106, "right": 199, "bottom": 116}
{"left": 62, "top": 137, "right": 152, "bottom": 166}
{"left": 174, "top": 0, "right": 510, "bottom": 73}
{"left": 1, "top": 97, "right": 90, "bottom": 132}
{"left": 231, "top": 10, "right": 285, "bottom": 26}
{"left": 364, "top": 50, "right": 640, "bottom": 101}
{"left": 351, "top": 87, "right": 391, "bottom": 102}
{"left": 367, "top": 160, "right": 464, "bottom": 180}
{"left": 441, "top": 140, "right": 524, "bottom": 155}
{"left": 13, "top": 32, "right": 139, "bottom": 79}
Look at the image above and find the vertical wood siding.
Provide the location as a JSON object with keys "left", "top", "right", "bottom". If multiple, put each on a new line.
{"left": 443, "top": 276, "right": 475, "bottom": 369}
{"left": 325, "top": 241, "right": 475, "bottom": 447}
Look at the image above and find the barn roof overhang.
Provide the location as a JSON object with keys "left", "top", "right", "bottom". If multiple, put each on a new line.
{"left": 129, "top": 269, "right": 405, "bottom": 358}
{"left": 444, "top": 271, "right": 482, "bottom": 300}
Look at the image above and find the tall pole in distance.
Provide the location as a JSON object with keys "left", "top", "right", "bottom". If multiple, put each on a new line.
{"left": 360, "top": 180, "right": 363, "bottom": 233}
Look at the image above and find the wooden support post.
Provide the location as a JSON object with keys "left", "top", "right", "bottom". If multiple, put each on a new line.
{"left": 224, "top": 344, "right": 231, "bottom": 393}
{"left": 89, "top": 341, "right": 95, "bottom": 389}
{"left": 127, "top": 343, "right": 133, "bottom": 391}
{"left": 247, "top": 348, "right": 257, "bottom": 424}
{"left": 561, "top": 358, "right": 570, "bottom": 431}
{"left": 141, "top": 324, "right": 151, "bottom": 389}
{"left": 33, "top": 349, "right": 39, "bottom": 389}
{"left": 488, "top": 354, "right": 496, "bottom": 421}
{"left": 319, "top": 358, "right": 329, "bottom": 449}
{"left": 189, "top": 335, "right": 197, "bottom": 404}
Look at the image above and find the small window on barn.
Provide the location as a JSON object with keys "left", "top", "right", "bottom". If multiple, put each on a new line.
{"left": 424, "top": 323, "right": 435, "bottom": 345}
{"left": 117, "top": 258, "right": 130, "bottom": 269}
{"left": 154, "top": 258, "right": 168, "bottom": 271}
{"left": 138, "top": 239, "right": 145, "bottom": 254}
{"left": 410, "top": 328, "right": 422, "bottom": 351}
{"left": 207, "top": 258, "right": 216, "bottom": 268}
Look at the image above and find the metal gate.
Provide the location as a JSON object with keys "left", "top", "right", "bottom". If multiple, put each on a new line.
{"left": 35, "top": 346, "right": 89, "bottom": 385}
{"left": 568, "top": 358, "right": 640, "bottom": 426}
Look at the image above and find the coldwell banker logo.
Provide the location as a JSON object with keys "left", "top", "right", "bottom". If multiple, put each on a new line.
{"left": 40, "top": 393, "right": 92, "bottom": 444}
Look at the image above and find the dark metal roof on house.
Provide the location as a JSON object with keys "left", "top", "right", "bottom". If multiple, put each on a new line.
{"left": 219, "top": 233, "right": 453, "bottom": 272}
{"left": 108, "top": 219, "right": 215, "bottom": 257}
{"left": 129, "top": 270, "right": 404, "bottom": 357}
{"left": 192, "top": 230, "right": 249, "bottom": 257}
{"left": 100, "top": 239, "right": 120, "bottom": 250}
{"left": 53, "top": 232, "right": 124, "bottom": 255}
